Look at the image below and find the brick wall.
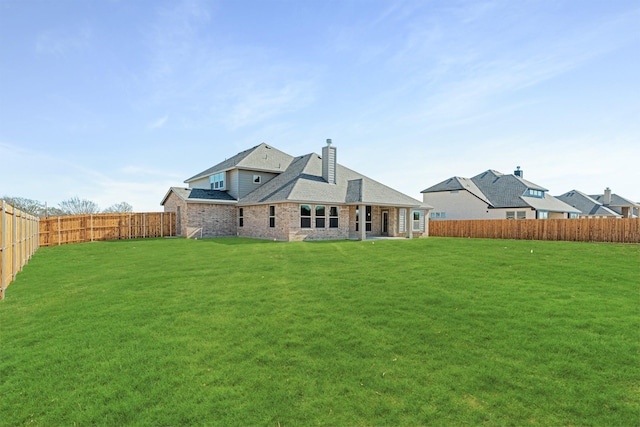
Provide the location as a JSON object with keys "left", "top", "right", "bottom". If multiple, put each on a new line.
{"left": 163, "top": 192, "right": 187, "bottom": 237}
{"left": 187, "top": 203, "right": 237, "bottom": 238}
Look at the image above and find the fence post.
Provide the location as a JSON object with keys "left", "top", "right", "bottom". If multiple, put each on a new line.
{"left": 161, "top": 212, "right": 164, "bottom": 237}
{"left": 143, "top": 213, "right": 146, "bottom": 239}
{"left": 13, "top": 205, "right": 17, "bottom": 280}
{"left": 129, "top": 213, "right": 132, "bottom": 240}
{"left": 90, "top": 214, "right": 94, "bottom": 242}
{"left": 1, "top": 201, "right": 6, "bottom": 299}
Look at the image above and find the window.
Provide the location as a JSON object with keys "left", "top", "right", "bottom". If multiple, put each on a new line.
{"left": 253, "top": 174, "right": 261, "bottom": 184}
{"left": 315, "top": 205, "right": 326, "bottom": 228}
{"left": 365, "top": 206, "right": 372, "bottom": 232}
{"left": 210, "top": 172, "right": 225, "bottom": 190}
{"left": 412, "top": 210, "right": 424, "bottom": 232}
{"left": 329, "top": 206, "right": 339, "bottom": 228}
{"left": 269, "top": 205, "right": 275, "bottom": 228}
{"left": 238, "top": 207, "right": 244, "bottom": 227}
{"left": 506, "top": 211, "right": 515, "bottom": 219}
{"left": 525, "top": 189, "right": 544, "bottom": 198}
{"left": 516, "top": 211, "right": 526, "bottom": 220}
{"left": 300, "top": 204, "right": 311, "bottom": 228}
{"left": 399, "top": 208, "right": 406, "bottom": 233}
{"left": 569, "top": 212, "right": 579, "bottom": 219}
{"left": 537, "top": 210, "right": 549, "bottom": 219}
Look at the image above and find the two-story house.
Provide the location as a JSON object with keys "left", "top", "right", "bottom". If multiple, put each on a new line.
{"left": 421, "top": 167, "right": 580, "bottom": 220}
{"left": 161, "top": 140, "right": 431, "bottom": 241}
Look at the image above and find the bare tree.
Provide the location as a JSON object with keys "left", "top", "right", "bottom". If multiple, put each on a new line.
{"left": 1, "top": 196, "right": 44, "bottom": 216}
{"left": 58, "top": 196, "right": 100, "bottom": 215}
{"left": 103, "top": 201, "right": 134, "bottom": 213}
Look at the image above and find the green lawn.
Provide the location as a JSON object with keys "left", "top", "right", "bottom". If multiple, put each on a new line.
{"left": 1, "top": 237, "right": 638, "bottom": 426}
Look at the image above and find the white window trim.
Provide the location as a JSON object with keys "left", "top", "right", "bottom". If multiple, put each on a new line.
{"left": 412, "top": 210, "right": 425, "bottom": 232}
{"left": 399, "top": 208, "right": 406, "bottom": 233}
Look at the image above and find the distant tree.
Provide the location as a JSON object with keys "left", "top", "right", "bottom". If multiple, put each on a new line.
{"left": 103, "top": 201, "right": 134, "bottom": 213}
{"left": 1, "top": 196, "right": 44, "bottom": 216}
{"left": 58, "top": 196, "right": 100, "bottom": 215}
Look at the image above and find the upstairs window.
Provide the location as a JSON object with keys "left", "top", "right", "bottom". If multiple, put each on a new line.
{"left": 300, "top": 205, "right": 311, "bottom": 228}
{"left": 329, "top": 207, "right": 339, "bottom": 228}
{"left": 525, "top": 189, "right": 544, "bottom": 198}
{"left": 315, "top": 205, "right": 326, "bottom": 228}
{"left": 210, "top": 172, "right": 226, "bottom": 190}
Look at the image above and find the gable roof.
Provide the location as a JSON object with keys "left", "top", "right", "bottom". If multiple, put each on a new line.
{"left": 421, "top": 176, "right": 491, "bottom": 205}
{"left": 185, "top": 143, "right": 294, "bottom": 183}
{"left": 239, "top": 153, "right": 427, "bottom": 208}
{"left": 161, "top": 187, "right": 236, "bottom": 205}
{"left": 589, "top": 193, "right": 639, "bottom": 208}
{"left": 556, "top": 190, "right": 621, "bottom": 217}
{"left": 422, "top": 169, "right": 579, "bottom": 213}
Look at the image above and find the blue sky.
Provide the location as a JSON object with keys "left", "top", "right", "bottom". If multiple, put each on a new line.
{"left": 1, "top": 0, "right": 638, "bottom": 212}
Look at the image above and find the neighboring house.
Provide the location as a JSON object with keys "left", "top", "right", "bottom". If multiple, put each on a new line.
{"left": 556, "top": 189, "right": 621, "bottom": 218}
{"left": 588, "top": 188, "right": 639, "bottom": 218}
{"left": 421, "top": 167, "right": 580, "bottom": 220}
{"left": 161, "top": 140, "right": 431, "bottom": 241}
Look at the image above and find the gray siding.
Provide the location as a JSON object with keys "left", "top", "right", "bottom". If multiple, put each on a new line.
{"left": 238, "top": 170, "right": 278, "bottom": 198}
{"left": 228, "top": 169, "right": 240, "bottom": 199}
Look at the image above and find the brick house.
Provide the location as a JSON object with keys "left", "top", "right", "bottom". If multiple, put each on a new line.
{"left": 161, "top": 140, "right": 431, "bottom": 241}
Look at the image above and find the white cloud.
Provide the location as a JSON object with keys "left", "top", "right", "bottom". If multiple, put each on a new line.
{"left": 148, "top": 114, "right": 169, "bottom": 130}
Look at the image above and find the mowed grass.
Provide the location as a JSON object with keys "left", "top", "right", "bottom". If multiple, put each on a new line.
{"left": 0, "top": 237, "right": 638, "bottom": 426}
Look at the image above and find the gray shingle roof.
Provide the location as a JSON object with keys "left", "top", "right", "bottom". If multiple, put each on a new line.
{"left": 239, "top": 153, "right": 426, "bottom": 207}
{"left": 589, "top": 193, "right": 639, "bottom": 208}
{"left": 162, "top": 187, "right": 236, "bottom": 205}
{"left": 557, "top": 190, "right": 620, "bottom": 216}
{"left": 185, "top": 143, "right": 294, "bottom": 183}
{"left": 422, "top": 169, "right": 577, "bottom": 212}
{"left": 470, "top": 170, "right": 531, "bottom": 208}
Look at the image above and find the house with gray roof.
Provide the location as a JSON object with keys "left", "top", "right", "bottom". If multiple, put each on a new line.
{"left": 589, "top": 188, "right": 639, "bottom": 218}
{"left": 555, "top": 189, "right": 621, "bottom": 218}
{"left": 421, "top": 167, "right": 580, "bottom": 220}
{"left": 161, "top": 140, "right": 431, "bottom": 241}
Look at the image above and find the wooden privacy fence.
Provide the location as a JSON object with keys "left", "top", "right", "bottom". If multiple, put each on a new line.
{"left": 429, "top": 218, "right": 640, "bottom": 243}
{"left": 1, "top": 201, "right": 40, "bottom": 299}
{"left": 39, "top": 212, "right": 176, "bottom": 247}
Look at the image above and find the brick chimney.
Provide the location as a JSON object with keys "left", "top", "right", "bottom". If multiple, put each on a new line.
{"left": 322, "top": 139, "right": 336, "bottom": 184}
{"left": 604, "top": 187, "right": 612, "bottom": 205}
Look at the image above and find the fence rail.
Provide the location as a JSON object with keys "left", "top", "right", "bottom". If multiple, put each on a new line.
{"left": 1, "top": 201, "right": 40, "bottom": 299}
{"left": 39, "top": 212, "right": 175, "bottom": 247}
{"left": 429, "top": 218, "right": 640, "bottom": 243}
